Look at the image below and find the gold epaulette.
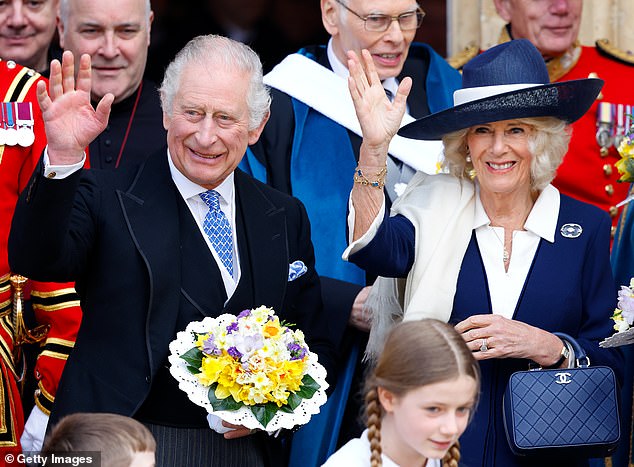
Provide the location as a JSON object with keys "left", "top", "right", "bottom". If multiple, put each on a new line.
{"left": 447, "top": 43, "right": 479, "bottom": 70}
{"left": 596, "top": 39, "right": 634, "bottom": 66}
{"left": 1, "top": 61, "right": 41, "bottom": 102}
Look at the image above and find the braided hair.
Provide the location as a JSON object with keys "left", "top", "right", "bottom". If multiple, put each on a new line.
{"left": 363, "top": 319, "right": 480, "bottom": 466}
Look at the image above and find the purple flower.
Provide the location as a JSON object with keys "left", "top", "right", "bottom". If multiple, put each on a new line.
{"left": 288, "top": 342, "right": 307, "bottom": 360}
{"left": 618, "top": 286, "right": 634, "bottom": 324}
{"left": 237, "top": 309, "right": 251, "bottom": 319}
{"left": 202, "top": 336, "right": 221, "bottom": 356}
{"left": 226, "top": 322, "right": 239, "bottom": 334}
{"left": 227, "top": 346, "right": 242, "bottom": 358}
{"left": 234, "top": 334, "right": 264, "bottom": 355}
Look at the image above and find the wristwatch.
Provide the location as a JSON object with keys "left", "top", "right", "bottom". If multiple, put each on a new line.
{"left": 544, "top": 342, "right": 570, "bottom": 369}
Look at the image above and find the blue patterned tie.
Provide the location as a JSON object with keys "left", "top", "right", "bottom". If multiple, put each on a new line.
{"left": 199, "top": 190, "right": 234, "bottom": 276}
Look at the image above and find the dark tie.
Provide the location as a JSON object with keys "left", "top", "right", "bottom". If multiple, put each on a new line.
{"left": 384, "top": 87, "right": 394, "bottom": 102}
{"left": 199, "top": 190, "right": 234, "bottom": 276}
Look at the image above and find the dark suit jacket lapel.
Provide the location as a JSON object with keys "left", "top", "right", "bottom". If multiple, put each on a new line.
{"left": 177, "top": 194, "right": 228, "bottom": 318}
{"left": 225, "top": 170, "right": 288, "bottom": 314}
{"left": 116, "top": 151, "right": 182, "bottom": 375}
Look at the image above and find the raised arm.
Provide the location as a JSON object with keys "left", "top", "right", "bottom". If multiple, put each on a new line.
{"left": 347, "top": 49, "right": 411, "bottom": 241}
{"left": 37, "top": 51, "right": 113, "bottom": 165}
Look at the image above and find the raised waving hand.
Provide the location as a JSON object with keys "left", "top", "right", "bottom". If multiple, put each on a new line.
{"left": 346, "top": 49, "right": 412, "bottom": 165}
{"left": 36, "top": 51, "right": 114, "bottom": 165}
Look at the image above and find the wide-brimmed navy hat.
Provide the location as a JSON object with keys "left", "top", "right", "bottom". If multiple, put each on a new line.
{"left": 398, "top": 39, "right": 603, "bottom": 140}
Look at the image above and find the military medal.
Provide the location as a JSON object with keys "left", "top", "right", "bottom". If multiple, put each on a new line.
{"left": 4, "top": 102, "right": 18, "bottom": 146}
{"left": 596, "top": 102, "right": 614, "bottom": 156}
{"left": 16, "top": 102, "right": 34, "bottom": 147}
{"left": 615, "top": 104, "right": 626, "bottom": 149}
{"left": 0, "top": 103, "right": 7, "bottom": 146}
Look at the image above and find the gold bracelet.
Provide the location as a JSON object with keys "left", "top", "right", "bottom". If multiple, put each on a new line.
{"left": 353, "top": 165, "right": 387, "bottom": 189}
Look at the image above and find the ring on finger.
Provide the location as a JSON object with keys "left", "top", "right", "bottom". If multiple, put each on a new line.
{"left": 479, "top": 338, "right": 488, "bottom": 352}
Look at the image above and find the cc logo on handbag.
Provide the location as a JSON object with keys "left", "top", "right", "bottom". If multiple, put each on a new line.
{"left": 555, "top": 372, "right": 572, "bottom": 384}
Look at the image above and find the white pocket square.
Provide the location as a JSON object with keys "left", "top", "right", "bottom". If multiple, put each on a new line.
{"left": 288, "top": 260, "right": 307, "bottom": 281}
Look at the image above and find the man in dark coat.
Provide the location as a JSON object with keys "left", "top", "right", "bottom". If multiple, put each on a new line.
{"left": 9, "top": 35, "right": 336, "bottom": 467}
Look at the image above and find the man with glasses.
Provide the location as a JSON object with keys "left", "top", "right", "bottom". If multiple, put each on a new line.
{"left": 239, "top": 1, "right": 460, "bottom": 465}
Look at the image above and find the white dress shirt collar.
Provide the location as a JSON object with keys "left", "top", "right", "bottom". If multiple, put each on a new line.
{"left": 167, "top": 150, "right": 239, "bottom": 297}
{"left": 473, "top": 183, "right": 559, "bottom": 243}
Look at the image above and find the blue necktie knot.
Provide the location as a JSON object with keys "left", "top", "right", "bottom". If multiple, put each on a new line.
{"left": 199, "top": 190, "right": 234, "bottom": 276}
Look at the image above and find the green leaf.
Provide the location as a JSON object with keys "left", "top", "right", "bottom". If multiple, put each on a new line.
{"left": 251, "top": 403, "right": 278, "bottom": 428}
{"left": 185, "top": 364, "right": 199, "bottom": 375}
{"left": 180, "top": 347, "right": 203, "bottom": 370}
{"left": 285, "top": 392, "right": 302, "bottom": 411}
{"left": 208, "top": 384, "right": 242, "bottom": 411}
{"left": 296, "top": 374, "right": 320, "bottom": 399}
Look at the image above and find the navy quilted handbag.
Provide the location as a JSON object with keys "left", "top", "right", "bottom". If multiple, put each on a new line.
{"left": 503, "top": 332, "right": 620, "bottom": 457}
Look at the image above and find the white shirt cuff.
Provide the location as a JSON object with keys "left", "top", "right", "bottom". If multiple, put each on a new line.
{"left": 43, "top": 147, "right": 86, "bottom": 179}
{"left": 342, "top": 193, "right": 386, "bottom": 260}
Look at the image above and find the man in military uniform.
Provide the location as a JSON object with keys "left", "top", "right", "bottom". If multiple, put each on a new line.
{"left": 453, "top": 0, "right": 634, "bottom": 238}
{"left": 0, "top": 60, "right": 81, "bottom": 460}
{"left": 57, "top": 0, "right": 166, "bottom": 169}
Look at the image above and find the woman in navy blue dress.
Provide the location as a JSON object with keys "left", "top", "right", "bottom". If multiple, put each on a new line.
{"left": 343, "top": 39, "right": 623, "bottom": 466}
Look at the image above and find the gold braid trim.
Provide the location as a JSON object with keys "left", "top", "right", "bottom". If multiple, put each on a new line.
{"left": 0, "top": 315, "right": 14, "bottom": 336}
{"left": 35, "top": 380, "right": 54, "bottom": 415}
{"left": 39, "top": 350, "right": 70, "bottom": 361}
{"left": 30, "top": 287, "right": 77, "bottom": 299}
{"left": 32, "top": 300, "right": 80, "bottom": 312}
{"left": 0, "top": 364, "right": 18, "bottom": 447}
{"left": 447, "top": 43, "right": 479, "bottom": 70}
{"left": 596, "top": 39, "right": 634, "bottom": 66}
{"left": 2, "top": 66, "right": 28, "bottom": 101}
{"left": 44, "top": 337, "right": 75, "bottom": 348}
{"left": 14, "top": 71, "right": 40, "bottom": 103}
{"left": 0, "top": 317, "right": 15, "bottom": 378}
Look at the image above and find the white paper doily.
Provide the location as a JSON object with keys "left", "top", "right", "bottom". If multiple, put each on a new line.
{"left": 168, "top": 317, "right": 329, "bottom": 432}
{"left": 600, "top": 327, "right": 634, "bottom": 348}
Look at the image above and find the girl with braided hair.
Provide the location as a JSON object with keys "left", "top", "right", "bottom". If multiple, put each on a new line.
{"left": 323, "top": 319, "right": 480, "bottom": 467}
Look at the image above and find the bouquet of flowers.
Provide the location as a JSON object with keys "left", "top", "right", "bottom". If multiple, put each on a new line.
{"left": 168, "top": 306, "right": 328, "bottom": 431}
{"left": 614, "top": 117, "right": 634, "bottom": 210}
{"left": 615, "top": 129, "right": 634, "bottom": 184}
{"left": 600, "top": 278, "right": 634, "bottom": 347}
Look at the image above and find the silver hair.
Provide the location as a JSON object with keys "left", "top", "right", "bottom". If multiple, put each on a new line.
{"left": 59, "top": 0, "right": 152, "bottom": 28}
{"left": 159, "top": 34, "right": 271, "bottom": 131}
{"left": 441, "top": 117, "right": 571, "bottom": 192}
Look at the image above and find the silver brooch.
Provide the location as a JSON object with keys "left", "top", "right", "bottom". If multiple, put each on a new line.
{"left": 560, "top": 223, "right": 583, "bottom": 238}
